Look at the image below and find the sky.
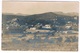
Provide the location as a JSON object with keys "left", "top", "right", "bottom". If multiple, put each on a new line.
{"left": 2, "top": 2, "right": 79, "bottom": 15}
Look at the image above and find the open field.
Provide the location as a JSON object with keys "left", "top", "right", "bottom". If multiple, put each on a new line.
{"left": 2, "top": 33, "right": 78, "bottom": 51}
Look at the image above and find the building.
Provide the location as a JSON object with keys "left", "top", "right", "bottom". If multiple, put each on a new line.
{"left": 74, "top": 16, "right": 78, "bottom": 20}
{"left": 29, "top": 27, "right": 36, "bottom": 30}
{"left": 62, "top": 31, "right": 68, "bottom": 34}
{"left": 65, "top": 26, "right": 71, "bottom": 29}
{"left": 42, "top": 24, "right": 51, "bottom": 29}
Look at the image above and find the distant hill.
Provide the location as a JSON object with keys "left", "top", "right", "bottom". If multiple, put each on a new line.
{"left": 65, "top": 12, "right": 78, "bottom": 16}
{"left": 53, "top": 12, "right": 78, "bottom": 16}
{"left": 2, "top": 12, "right": 79, "bottom": 33}
{"left": 2, "top": 12, "right": 78, "bottom": 25}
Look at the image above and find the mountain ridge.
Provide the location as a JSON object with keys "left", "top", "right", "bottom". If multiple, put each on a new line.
{"left": 2, "top": 12, "right": 79, "bottom": 17}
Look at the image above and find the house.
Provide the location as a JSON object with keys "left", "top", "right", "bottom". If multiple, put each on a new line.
{"left": 65, "top": 26, "right": 71, "bottom": 29}
{"left": 74, "top": 16, "right": 78, "bottom": 20}
{"left": 62, "top": 31, "right": 68, "bottom": 34}
{"left": 25, "top": 27, "right": 36, "bottom": 33}
{"left": 11, "top": 18, "right": 17, "bottom": 22}
{"left": 29, "top": 27, "right": 36, "bottom": 30}
{"left": 6, "top": 26, "right": 9, "bottom": 30}
{"left": 65, "top": 23, "right": 72, "bottom": 29}
{"left": 42, "top": 24, "right": 51, "bottom": 29}
{"left": 36, "top": 30, "right": 50, "bottom": 32}
{"left": 60, "top": 30, "right": 67, "bottom": 34}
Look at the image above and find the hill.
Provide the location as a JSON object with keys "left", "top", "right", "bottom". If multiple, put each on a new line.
{"left": 2, "top": 12, "right": 79, "bottom": 33}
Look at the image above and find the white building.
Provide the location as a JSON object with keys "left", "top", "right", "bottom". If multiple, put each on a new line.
{"left": 62, "top": 31, "right": 68, "bottom": 34}
{"left": 30, "top": 27, "right": 36, "bottom": 30}
{"left": 11, "top": 18, "right": 17, "bottom": 22}
{"left": 74, "top": 17, "right": 78, "bottom": 20}
{"left": 42, "top": 24, "right": 51, "bottom": 29}
{"left": 65, "top": 26, "right": 71, "bottom": 29}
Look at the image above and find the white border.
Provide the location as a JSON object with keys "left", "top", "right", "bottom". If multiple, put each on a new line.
{"left": 0, "top": 0, "right": 2, "bottom": 52}
{"left": 2, "top": 0, "right": 80, "bottom": 2}
{"left": 78, "top": 1, "right": 79, "bottom": 52}
{"left": 3, "top": 0, "right": 79, "bottom": 1}
{"left": 0, "top": 0, "right": 80, "bottom": 53}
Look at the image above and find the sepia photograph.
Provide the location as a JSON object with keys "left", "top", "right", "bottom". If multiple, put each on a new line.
{"left": 2, "top": 1, "right": 79, "bottom": 51}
